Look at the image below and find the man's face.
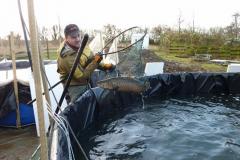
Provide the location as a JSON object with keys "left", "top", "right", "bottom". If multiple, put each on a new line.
{"left": 66, "top": 33, "right": 81, "bottom": 48}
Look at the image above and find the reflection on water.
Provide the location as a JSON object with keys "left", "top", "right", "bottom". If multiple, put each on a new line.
{"left": 85, "top": 95, "right": 240, "bottom": 160}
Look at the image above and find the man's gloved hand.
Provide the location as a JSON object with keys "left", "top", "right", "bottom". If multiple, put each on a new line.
{"left": 103, "top": 63, "right": 116, "bottom": 72}
{"left": 94, "top": 52, "right": 103, "bottom": 63}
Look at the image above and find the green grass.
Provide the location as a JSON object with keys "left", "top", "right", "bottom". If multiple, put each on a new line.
{"left": 42, "top": 50, "right": 58, "bottom": 60}
{"left": 0, "top": 50, "right": 58, "bottom": 61}
{"left": 154, "top": 50, "right": 192, "bottom": 63}
{"left": 0, "top": 46, "right": 59, "bottom": 61}
{"left": 201, "top": 63, "right": 227, "bottom": 72}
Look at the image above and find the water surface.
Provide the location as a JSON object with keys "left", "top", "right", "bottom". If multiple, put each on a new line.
{"left": 86, "top": 95, "right": 240, "bottom": 160}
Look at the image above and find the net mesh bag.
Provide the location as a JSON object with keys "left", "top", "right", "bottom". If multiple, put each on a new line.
{"left": 117, "top": 36, "right": 144, "bottom": 77}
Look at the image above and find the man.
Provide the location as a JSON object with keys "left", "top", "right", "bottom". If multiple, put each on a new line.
{"left": 57, "top": 24, "right": 115, "bottom": 103}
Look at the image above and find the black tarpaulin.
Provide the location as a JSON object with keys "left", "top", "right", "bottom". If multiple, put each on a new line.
{"left": 52, "top": 87, "right": 138, "bottom": 159}
{"left": 143, "top": 73, "right": 240, "bottom": 97}
{"left": 0, "top": 80, "right": 31, "bottom": 118}
{"left": 51, "top": 72, "right": 240, "bottom": 160}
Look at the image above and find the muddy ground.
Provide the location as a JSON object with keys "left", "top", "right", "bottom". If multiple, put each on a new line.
{"left": 141, "top": 49, "right": 206, "bottom": 73}
{"left": 0, "top": 125, "right": 39, "bottom": 160}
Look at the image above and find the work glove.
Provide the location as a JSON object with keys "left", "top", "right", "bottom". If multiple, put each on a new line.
{"left": 103, "top": 63, "right": 116, "bottom": 72}
{"left": 94, "top": 52, "right": 103, "bottom": 63}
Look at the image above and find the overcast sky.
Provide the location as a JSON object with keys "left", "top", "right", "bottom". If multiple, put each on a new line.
{"left": 1, "top": 0, "right": 240, "bottom": 38}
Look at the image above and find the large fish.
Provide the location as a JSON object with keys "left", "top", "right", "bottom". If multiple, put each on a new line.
{"left": 97, "top": 77, "right": 150, "bottom": 93}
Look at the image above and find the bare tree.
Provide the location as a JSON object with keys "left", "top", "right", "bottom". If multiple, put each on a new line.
{"left": 178, "top": 10, "right": 184, "bottom": 35}
{"left": 192, "top": 14, "right": 195, "bottom": 33}
{"left": 41, "top": 26, "right": 48, "bottom": 42}
{"left": 52, "top": 25, "right": 59, "bottom": 41}
{"left": 103, "top": 24, "right": 117, "bottom": 42}
{"left": 14, "top": 33, "right": 21, "bottom": 48}
{"left": 151, "top": 25, "right": 163, "bottom": 43}
{"left": 225, "top": 23, "right": 235, "bottom": 40}
{"left": 232, "top": 13, "right": 240, "bottom": 39}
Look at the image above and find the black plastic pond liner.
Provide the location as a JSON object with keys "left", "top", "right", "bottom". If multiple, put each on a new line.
{"left": 0, "top": 80, "right": 31, "bottom": 118}
{"left": 0, "top": 60, "right": 56, "bottom": 70}
{"left": 0, "top": 82, "right": 16, "bottom": 118}
{"left": 143, "top": 72, "right": 240, "bottom": 97}
{"left": 51, "top": 72, "right": 240, "bottom": 160}
{"left": 52, "top": 87, "right": 139, "bottom": 159}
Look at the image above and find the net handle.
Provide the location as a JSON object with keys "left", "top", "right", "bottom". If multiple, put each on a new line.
{"left": 101, "top": 26, "right": 147, "bottom": 56}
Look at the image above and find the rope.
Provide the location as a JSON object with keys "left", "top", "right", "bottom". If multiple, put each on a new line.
{"left": 47, "top": 102, "right": 90, "bottom": 160}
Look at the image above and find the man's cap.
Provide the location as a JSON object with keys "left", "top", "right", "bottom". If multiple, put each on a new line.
{"left": 64, "top": 24, "right": 80, "bottom": 37}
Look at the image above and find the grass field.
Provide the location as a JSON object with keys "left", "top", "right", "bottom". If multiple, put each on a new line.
{"left": 150, "top": 45, "right": 227, "bottom": 72}
{"left": 0, "top": 48, "right": 58, "bottom": 61}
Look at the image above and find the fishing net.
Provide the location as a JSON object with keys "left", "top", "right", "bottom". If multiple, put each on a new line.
{"left": 117, "top": 35, "right": 144, "bottom": 77}
{"left": 92, "top": 27, "right": 146, "bottom": 78}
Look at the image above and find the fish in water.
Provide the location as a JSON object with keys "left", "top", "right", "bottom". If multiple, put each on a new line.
{"left": 97, "top": 77, "right": 150, "bottom": 93}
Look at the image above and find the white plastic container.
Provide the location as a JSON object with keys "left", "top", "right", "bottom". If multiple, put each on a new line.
{"left": 227, "top": 64, "right": 240, "bottom": 73}
{"left": 144, "top": 62, "right": 164, "bottom": 76}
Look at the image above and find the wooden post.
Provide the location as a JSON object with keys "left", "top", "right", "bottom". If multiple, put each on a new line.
{"left": 27, "top": 0, "right": 48, "bottom": 159}
{"left": 37, "top": 31, "right": 52, "bottom": 107}
{"left": 40, "top": 59, "right": 53, "bottom": 123}
{"left": 6, "top": 36, "right": 12, "bottom": 79}
{"left": 10, "top": 32, "right": 21, "bottom": 128}
{"left": 37, "top": 34, "right": 53, "bottom": 122}
{"left": 46, "top": 38, "right": 50, "bottom": 59}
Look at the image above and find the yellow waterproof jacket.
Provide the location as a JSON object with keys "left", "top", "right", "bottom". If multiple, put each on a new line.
{"left": 57, "top": 42, "right": 100, "bottom": 86}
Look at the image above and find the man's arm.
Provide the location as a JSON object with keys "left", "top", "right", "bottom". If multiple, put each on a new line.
{"left": 70, "top": 53, "right": 103, "bottom": 80}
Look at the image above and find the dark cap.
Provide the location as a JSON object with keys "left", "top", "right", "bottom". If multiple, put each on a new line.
{"left": 64, "top": 24, "right": 80, "bottom": 37}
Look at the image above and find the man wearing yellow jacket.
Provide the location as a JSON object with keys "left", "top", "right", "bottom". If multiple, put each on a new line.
{"left": 57, "top": 24, "right": 115, "bottom": 103}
